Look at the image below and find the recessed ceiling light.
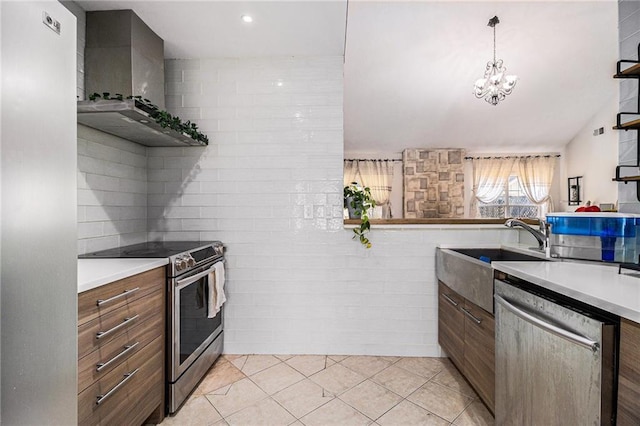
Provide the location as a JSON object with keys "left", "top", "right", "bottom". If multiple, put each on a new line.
{"left": 241, "top": 15, "right": 253, "bottom": 23}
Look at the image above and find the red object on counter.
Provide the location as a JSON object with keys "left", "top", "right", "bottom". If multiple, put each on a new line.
{"left": 575, "top": 206, "right": 601, "bottom": 212}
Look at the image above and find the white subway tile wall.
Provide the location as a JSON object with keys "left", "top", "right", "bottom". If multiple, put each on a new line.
{"left": 60, "top": 1, "right": 85, "bottom": 100}
{"left": 77, "top": 125, "right": 148, "bottom": 254}
{"left": 148, "top": 57, "right": 519, "bottom": 356}
{"left": 619, "top": 0, "right": 640, "bottom": 212}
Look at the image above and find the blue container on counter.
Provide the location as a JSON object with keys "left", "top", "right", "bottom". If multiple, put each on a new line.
{"left": 546, "top": 213, "right": 640, "bottom": 262}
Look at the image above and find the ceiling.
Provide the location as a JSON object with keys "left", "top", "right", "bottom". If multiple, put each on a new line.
{"left": 345, "top": 1, "right": 619, "bottom": 155}
{"left": 76, "top": 0, "right": 349, "bottom": 57}
{"left": 76, "top": 1, "right": 619, "bottom": 155}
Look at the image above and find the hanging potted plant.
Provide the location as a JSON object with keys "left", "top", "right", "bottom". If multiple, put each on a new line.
{"left": 344, "top": 182, "right": 376, "bottom": 248}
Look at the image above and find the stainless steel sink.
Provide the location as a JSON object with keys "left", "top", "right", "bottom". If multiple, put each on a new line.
{"left": 449, "top": 248, "right": 546, "bottom": 263}
{"left": 435, "top": 247, "right": 546, "bottom": 313}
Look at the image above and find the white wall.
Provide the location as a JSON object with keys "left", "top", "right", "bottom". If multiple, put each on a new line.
{"left": 65, "top": 1, "right": 149, "bottom": 255}
{"left": 560, "top": 97, "right": 618, "bottom": 211}
{"left": 77, "top": 125, "right": 148, "bottom": 255}
{"left": 61, "top": 0, "right": 85, "bottom": 100}
{"left": 150, "top": 57, "right": 520, "bottom": 356}
{"left": 67, "top": 36, "right": 528, "bottom": 356}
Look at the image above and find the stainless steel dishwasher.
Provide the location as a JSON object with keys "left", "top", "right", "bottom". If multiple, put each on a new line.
{"left": 494, "top": 276, "right": 618, "bottom": 426}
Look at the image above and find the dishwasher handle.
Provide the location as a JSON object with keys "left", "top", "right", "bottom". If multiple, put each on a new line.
{"left": 495, "top": 294, "right": 600, "bottom": 353}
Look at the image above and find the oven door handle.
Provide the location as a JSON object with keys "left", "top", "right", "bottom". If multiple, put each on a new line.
{"left": 175, "top": 263, "right": 218, "bottom": 290}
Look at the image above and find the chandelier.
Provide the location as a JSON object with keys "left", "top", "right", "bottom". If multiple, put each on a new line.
{"left": 473, "top": 16, "right": 517, "bottom": 106}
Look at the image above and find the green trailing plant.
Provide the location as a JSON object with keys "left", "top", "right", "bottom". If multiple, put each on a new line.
{"left": 89, "top": 92, "right": 124, "bottom": 101}
{"left": 88, "top": 92, "right": 209, "bottom": 145}
{"left": 344, "top": 182, "right": 376, "bottom": 248}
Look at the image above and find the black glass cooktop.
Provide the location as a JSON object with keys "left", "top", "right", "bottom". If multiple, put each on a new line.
{"left": 79, "top": 241, "right": 217, "bottom": 259}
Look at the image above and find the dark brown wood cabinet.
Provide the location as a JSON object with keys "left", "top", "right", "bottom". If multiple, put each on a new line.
{"left": 78, "top": 267, "right": 165, "bottom": 426}
{"left": 437, "top": 280, "right": 495, "bottom": 413}
{"left": 438, "top": 282, "right": 465, "bottom": 368}
{"left": 618, "top": 318, "right": 640, "bottom": 425}
{"left": 461, "top": 298, "right": 495, "bottom": 411}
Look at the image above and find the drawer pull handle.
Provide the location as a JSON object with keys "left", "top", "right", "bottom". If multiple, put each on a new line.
{"left": 96, "top": 342, "right": 140, "bottom": 372}
{"left": 97, "top": 287, "right": 140, "bottom": 307}
{"left": 95, "top": 368, "right": 139, "bottom": 406}
{"left": 460, "top": 307, "right": 482, "bottom": 325}
{"left": 442, "top": 293, "right": 459, "bottom": 307}
{"left": 96, "top": 315, "right": 139, "bottom": 340}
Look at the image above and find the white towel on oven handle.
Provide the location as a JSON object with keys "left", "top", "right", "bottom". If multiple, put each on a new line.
{"left": 208, "top": 261, "right": 226, "bottom": 318}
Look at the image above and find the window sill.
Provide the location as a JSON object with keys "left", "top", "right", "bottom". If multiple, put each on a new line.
{"left": 344, "top": 218, "right": 537, "bottom": 225}
{"left": 343, "top": 218, "right": 539, "bottom": 229}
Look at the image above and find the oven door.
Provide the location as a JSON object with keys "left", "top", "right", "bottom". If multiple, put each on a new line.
{"left": 170, "top": 260, "right": 224, "bottom": 380}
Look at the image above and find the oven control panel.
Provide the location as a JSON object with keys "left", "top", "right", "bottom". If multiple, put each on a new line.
{"left": 175, "top": 254, "right": 196, "bottom": 272}
{"left": 169, "top": 242, "right": 224, "bottom": 277}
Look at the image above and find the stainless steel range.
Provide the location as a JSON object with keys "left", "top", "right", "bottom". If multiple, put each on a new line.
{"left": 80, "top": 241, "right": 225, "bottom": 414}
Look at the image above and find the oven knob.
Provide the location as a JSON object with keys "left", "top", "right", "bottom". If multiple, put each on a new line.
{"left": 215, "top": 245, "right": 223, "bottom": 255}
{"left": 187, "top": 256, "right": 196, "bottom": 267}
{"left": 175, "top": 258, "right": 185, "bottom": 271}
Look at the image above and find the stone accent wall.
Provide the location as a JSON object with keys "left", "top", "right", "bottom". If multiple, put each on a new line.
{"left": 403, "top": 148, "right": 465, "bottom": 218}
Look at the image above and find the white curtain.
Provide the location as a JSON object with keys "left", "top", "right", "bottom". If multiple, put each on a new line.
{"left": 517, "top": 156, "right": 557, "bottom": 216}
{"left": 343, "top": 160, "right": 395, "bottom": 218}
{"left": 343, "top": 160, "right": 360, "bottom": 187}
{"left": 470, "top": 157, "right": 516, "bottom": 218}
{"left": 358, "top": 160, "right": 395, "bottom": 218}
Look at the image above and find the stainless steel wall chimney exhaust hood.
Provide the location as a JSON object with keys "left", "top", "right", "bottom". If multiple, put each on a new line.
{"left": 77, "top": 10, "right": 207, "bottom": 147}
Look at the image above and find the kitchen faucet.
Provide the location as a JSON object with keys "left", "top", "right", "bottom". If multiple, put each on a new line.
{"left": 504, "top": 218, "right": 549, "bottom": 251}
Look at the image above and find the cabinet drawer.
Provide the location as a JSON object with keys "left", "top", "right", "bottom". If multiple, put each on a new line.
{"left": 438, "top": 281, "right": 465, "bottom": 369}
{"left": 79, "top": 267, "right": 165, "bottom": 326}
{"left": 78, "top": 310, "right": 163, "bottom": 393}
{"left": 462, "top": 299, "right": 495, "bottom": 413}
{"left": 78, "top": 336, "right": 164, "bottom": 426}
{"left": 78, "top": 289, "right": 163, "bottom": 359}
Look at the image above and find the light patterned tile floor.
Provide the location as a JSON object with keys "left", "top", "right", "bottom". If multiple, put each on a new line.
{"left": 160, "top": 355, "right": 495, "bottom": 426}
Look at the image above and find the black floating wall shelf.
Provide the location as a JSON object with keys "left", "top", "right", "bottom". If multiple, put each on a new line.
{"left": 613, "top": 43, "right": 640, "bottom": 201}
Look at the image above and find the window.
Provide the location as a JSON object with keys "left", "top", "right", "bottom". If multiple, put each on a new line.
{"left": 344, "top": 159, "right": 401, "bottom": 219}
{"left": 478, "top": 176, "right": 539, "bottom": 218}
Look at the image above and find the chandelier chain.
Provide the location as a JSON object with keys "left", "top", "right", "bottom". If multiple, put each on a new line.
{"left": 493, "top": 24, "right": 496, "bottom": 63}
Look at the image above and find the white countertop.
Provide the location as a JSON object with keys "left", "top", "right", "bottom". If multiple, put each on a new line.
{"left": 78, "top": 258, "right": 168, "bottom": 293}
{"left": 492, "top": 261, "right": 640, "bottom": 323}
